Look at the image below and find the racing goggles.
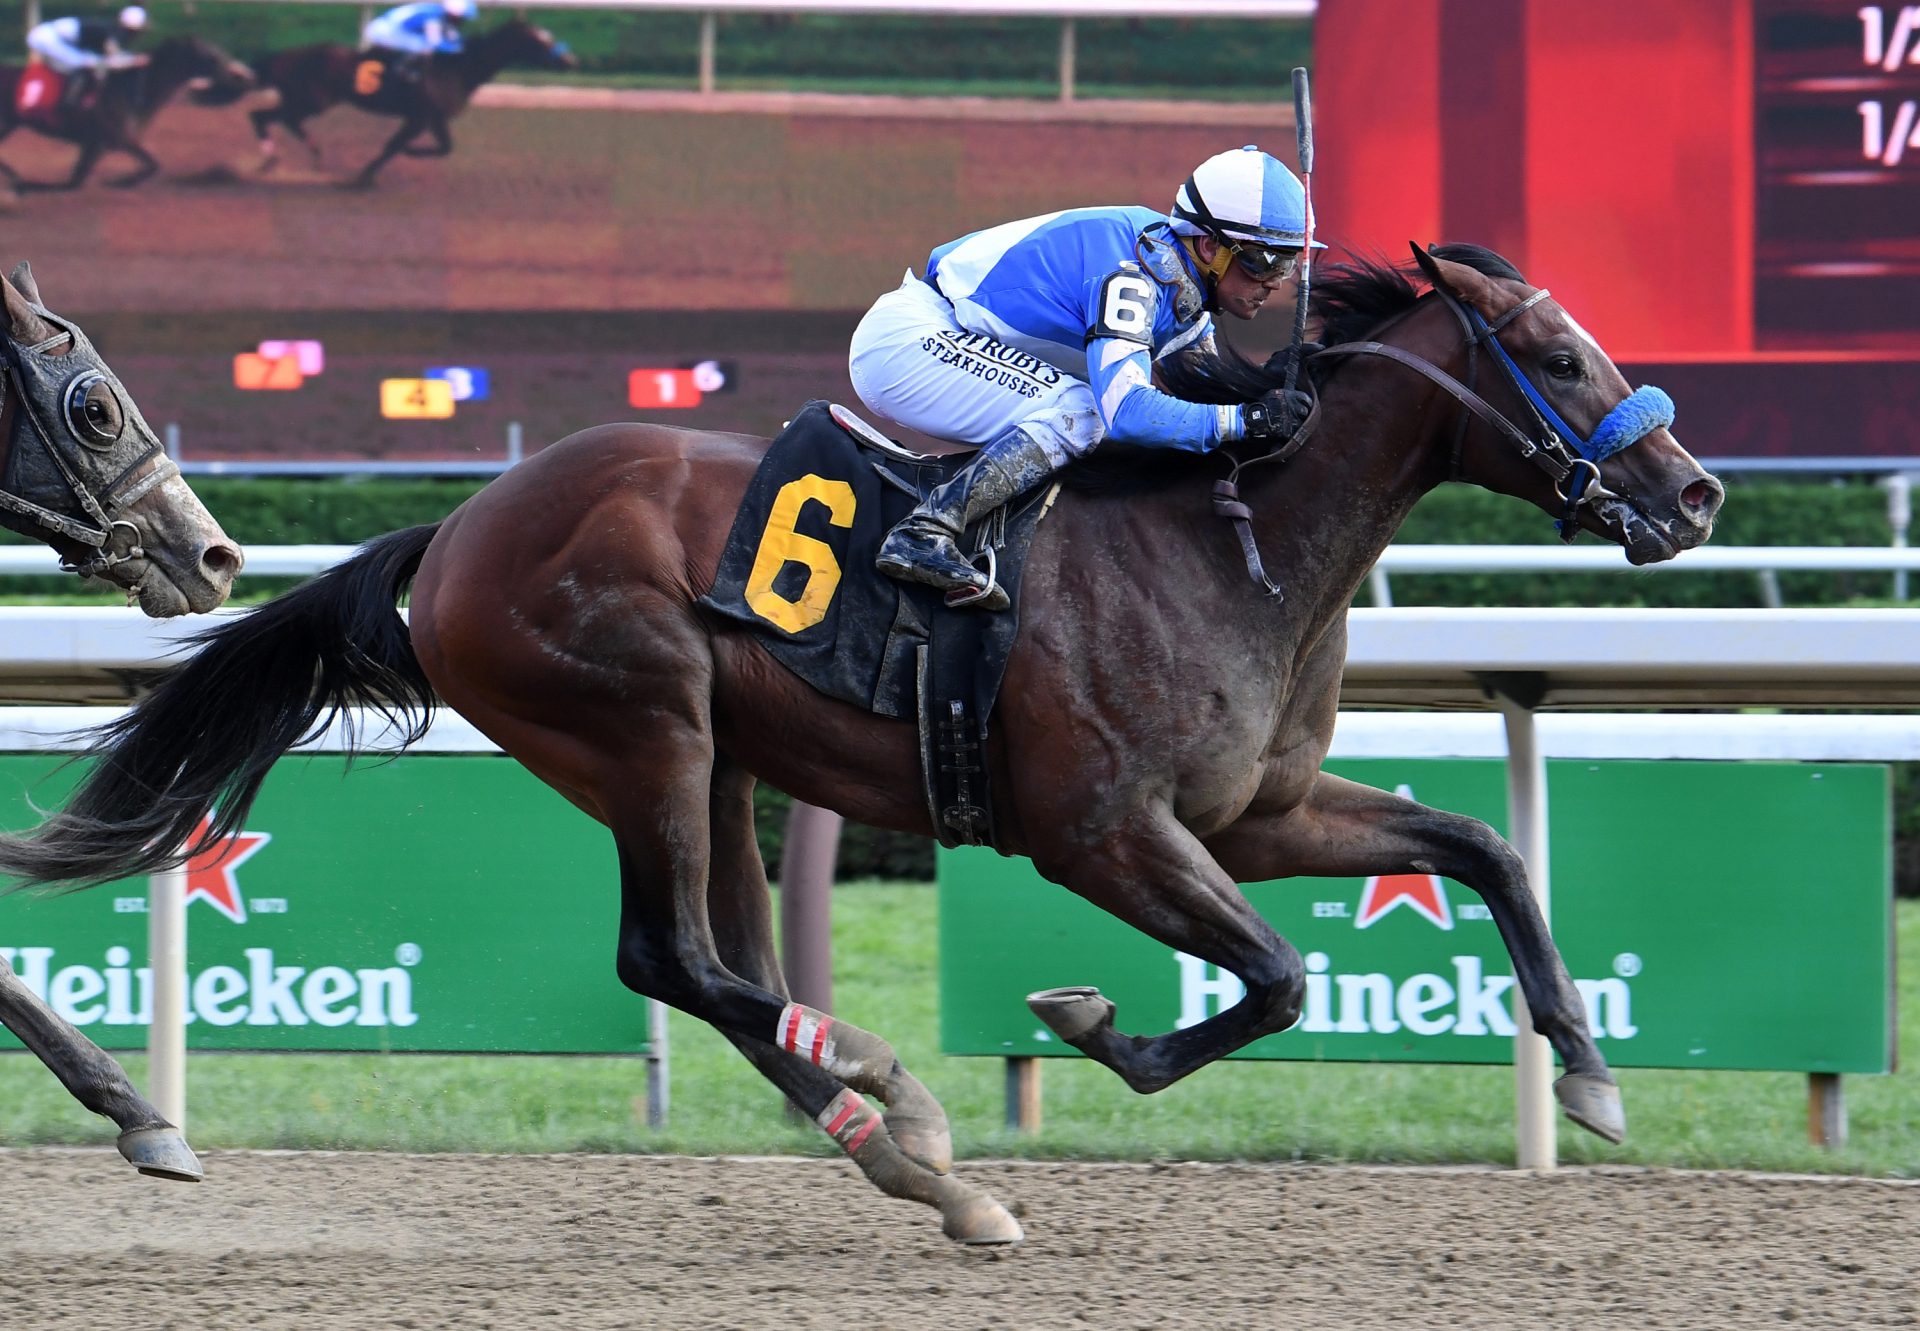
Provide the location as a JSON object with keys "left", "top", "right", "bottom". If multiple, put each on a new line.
{"left": 1228, "top": 242, "right": 1299, "bottom": 283}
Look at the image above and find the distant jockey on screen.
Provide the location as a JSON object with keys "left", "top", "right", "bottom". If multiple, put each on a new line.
{"left": 848, "top": 145, "right": 1324, "bottom": 611}
{"left": 361, "top": 0, "right": 475, "bottom": 79}
{"left": 25, "top": 5, "right": 150, "bottom": 107}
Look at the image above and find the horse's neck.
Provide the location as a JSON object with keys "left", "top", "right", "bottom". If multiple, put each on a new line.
{"left": 1237, "top": 356, "right": 1458, "bottom": 615}
{"left": 121, "top": 50, "right": 188, "bottom": 117}
{"left": 455, "top": 39, "right": 514, "bottom": 90}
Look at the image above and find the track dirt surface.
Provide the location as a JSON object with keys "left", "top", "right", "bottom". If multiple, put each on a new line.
{"left": 4, "top": 1148, "right": 1915, "bottom": 1329}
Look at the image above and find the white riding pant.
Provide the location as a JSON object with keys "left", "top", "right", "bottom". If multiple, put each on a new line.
{"left": 848, "top": 273, "right": 1105, "bottom": 469}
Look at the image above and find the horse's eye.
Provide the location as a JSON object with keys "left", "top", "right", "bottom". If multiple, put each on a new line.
{"left": 66, "top": 376, "right": 124, "bottom": 446}
{"left": 1546, "top": 354, "right": 1580, "bottom": 379}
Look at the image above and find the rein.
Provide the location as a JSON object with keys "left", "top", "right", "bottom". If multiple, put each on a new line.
{"left": 1212, "top": 279, "right": 1678, "bottom": 595}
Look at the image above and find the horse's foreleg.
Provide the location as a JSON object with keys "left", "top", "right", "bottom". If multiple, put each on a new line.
{"left": 1206, "top": 772, "right": 1622, "bottom": 1143}
{"left": 1027, "top": 804, "right": 1305, "bottom": 1094}
{"left": 348, "top": 117, "right": 422, "bottom": 186}
{"left": 0, "top": 955, "right": 201, "bottom": 1180}
{"left": 104, "top": 139, "right": 160, "bottom": 189}
{"left": 703, "top": 758, "right": 1017, "bottom": 1244}
{"left": 399, "top": 116, "right": 451, "bottom": 158}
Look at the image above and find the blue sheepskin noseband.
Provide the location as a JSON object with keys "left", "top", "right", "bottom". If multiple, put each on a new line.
{"left": 1475, "top": 313, "right": 1675, "bottom": 465}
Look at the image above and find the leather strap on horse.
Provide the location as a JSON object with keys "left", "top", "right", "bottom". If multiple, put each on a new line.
{"left": 1211, "top": 391, "right": 1323, "bottom": 600}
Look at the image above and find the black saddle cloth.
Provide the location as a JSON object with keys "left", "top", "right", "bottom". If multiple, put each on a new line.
{"left": 698, "top": 400, "right": 1056, "bottom": 847}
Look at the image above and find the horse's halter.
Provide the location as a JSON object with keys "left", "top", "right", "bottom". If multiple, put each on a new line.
{"left": 1318, "top": 279, "right": 1676, "bottom": 541}
{"left": 0, "top": 302, "right": 178, "bottom": 581}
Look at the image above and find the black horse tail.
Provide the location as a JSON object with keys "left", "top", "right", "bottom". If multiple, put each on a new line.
{"left": 0, "top": 524, "right": 442, "bottom": 892}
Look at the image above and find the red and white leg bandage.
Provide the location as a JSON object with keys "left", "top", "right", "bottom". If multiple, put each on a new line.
{"left": 815, "top": 1088, "right": 883, "bottom": 1155}
{"left": 776, "top": 1001, "right": 838, "bottom": 1068}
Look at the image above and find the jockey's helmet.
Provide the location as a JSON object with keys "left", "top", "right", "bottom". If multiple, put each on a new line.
{"left": 117, "top": 4, "right": 148, "bottom": 30}
{"left": 443, "top": 0, "right": 477, "bottom": 19}
{"left": 1170, "top": 145, "right": 1325, "bottom": 284}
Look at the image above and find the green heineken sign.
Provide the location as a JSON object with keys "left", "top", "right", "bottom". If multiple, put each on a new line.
{"left": 941, "top": 761, "right": 1892, "bottom": 1074}
{"left": 0, "top": 755, "right": 648, "bottom": 1053}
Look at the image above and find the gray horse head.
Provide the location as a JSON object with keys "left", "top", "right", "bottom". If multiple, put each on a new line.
{"left": 0, "top": 262, "right": 240, "bottom": 615}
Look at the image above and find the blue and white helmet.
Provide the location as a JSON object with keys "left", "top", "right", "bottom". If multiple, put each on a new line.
{"left": 1171, "top": 145, "right": 1324, "bottom": 251}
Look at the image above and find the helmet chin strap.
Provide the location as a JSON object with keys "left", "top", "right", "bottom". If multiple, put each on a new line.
{"left": 1177, "top": 235, "right": 1232, "bottom": 304}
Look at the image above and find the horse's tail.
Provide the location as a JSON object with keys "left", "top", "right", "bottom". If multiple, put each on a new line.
{"left": 0, "top": 524, "right": 441, "bottom": 892}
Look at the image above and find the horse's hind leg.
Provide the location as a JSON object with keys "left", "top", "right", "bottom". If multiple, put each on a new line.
{"left": 702, "top": 758, "right": 1018, "bottom": 1244}
{"left": 595, "top": 696, "right": 978, "bottom": 1164}
{"left": 1207, "top": 773, "right": 1622, "bottom": 1143}
{"left": 0, "top": 956, "right": 201, "bottom": 1180}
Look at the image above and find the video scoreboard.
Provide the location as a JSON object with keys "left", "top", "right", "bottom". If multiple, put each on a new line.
{"left": 1756, "top": 1, "right": 1920, "bottom": 345}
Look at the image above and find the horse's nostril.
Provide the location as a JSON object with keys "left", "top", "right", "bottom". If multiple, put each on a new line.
{"left": 202, "top": 542, "right": 244, "bottom": 582}
{"left": 1681, "top": 477, "right": 1723, "bottom": 517}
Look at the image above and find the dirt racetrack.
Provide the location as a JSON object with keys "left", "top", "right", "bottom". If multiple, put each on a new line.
{"left": 3, "top": 1148, "right": 1915, "bottom": 1329}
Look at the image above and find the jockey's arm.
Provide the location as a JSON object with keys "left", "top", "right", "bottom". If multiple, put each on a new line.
{"left": 1084, "top": 271, "right": 1241, "bottom": 451}
{"left": 27, "top": 20, "right": 101, "bottom": 71}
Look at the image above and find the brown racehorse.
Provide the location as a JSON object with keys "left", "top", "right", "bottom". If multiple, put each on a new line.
{"left": 0, "top": 245, "right": 1720, "bottom": 1242}
{"left": 0, "top": 261, "right": 240, "bottom": 1182}
{"left": 247, "top": 18, "right": 576, "bottom": 186}
{"left": 0, "top": 37, "right": 256, "bottom": 190}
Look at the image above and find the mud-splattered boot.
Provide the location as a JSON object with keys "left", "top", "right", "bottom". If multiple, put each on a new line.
{"left": 874, "top": 428, "right": 1057, "bottom": 612}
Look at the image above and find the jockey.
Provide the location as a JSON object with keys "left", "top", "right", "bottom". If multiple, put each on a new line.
{"left": 361, "top": 0, "right": 475, "bottom": 78}
{"left": 850, "top": 145, "right": 1322, "bottom": 611}
{"left": 25, "top": 5, "right": 150, "bottom": 107}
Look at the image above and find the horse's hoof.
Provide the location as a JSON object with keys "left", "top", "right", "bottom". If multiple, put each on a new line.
{"left": 885, "top": 1070, "right": 953, "bottom": 1176}
{"left": 1554, "top": 1073, "right": 1626, "bottom": 1144}
{"left": 1027, "top": 986, "right": 1114, "bottom": 1043}
{"left": 939, "top": 1186, "right": 1024, "bottom": 1246}
{"left": 117, "top": 1126, "right": 204, "bottom": 1181}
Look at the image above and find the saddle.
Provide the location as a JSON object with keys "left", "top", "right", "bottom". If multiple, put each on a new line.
{"left": 699, "top": 400, "right": 1058, "bottom": 849}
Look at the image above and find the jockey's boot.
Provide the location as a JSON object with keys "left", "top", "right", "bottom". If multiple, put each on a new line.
{"left": 875, "top": 427, "right": 1057, "bottom": 612}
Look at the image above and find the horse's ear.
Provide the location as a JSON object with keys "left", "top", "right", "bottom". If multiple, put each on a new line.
{"left": 0, "top": 269, "right": 55, "bottom": 344}
{"left": 1409, "top": 241, "right": 1494, "bottom": 307}
{"left": 1409, "top": 242, "right": 1452, "bottom": 295}
{"left": 8, "top": 261, "right": 42, "bottom": 307}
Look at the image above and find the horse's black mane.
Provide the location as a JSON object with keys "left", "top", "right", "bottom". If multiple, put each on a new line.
{"left": 1063, "top": 242, "right": 1528, "bottom": 491}
{"left": 1313, "top": 242, "right": 1527, "bottom": 350}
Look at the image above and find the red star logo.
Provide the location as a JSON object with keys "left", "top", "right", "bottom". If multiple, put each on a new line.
{"left": 182, "top": 815, "right": 271, "bottom": 924}
{"left": 1356, "top": 871, "right": 1454, "bottom": 930}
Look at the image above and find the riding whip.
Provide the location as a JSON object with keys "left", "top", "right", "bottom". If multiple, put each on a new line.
{"left": 1283, "top": 65, "right": 1315, "bottom": 395}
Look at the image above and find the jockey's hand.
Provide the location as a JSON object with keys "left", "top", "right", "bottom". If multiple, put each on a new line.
{"left": 1262, "top": 341, "right": 1324, "bottom": 383}
{"left": 1242, "top": 387, "right": 1314, "bottom": 441}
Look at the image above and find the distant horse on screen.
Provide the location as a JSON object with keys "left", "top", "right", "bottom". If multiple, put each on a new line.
{"left": 0, "top": 244, "right": 1719, "bottom": 1240}
{"left": 0, "top": 36, "right": 255, "bottom": 190}
{"left": 247, "top": 18, "right": 576, "bottom": 186}
{"left": 0, "top": 260, "right": 240, "bottom": 1182}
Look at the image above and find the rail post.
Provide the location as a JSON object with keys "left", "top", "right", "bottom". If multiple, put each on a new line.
{"left": 147, "top": 860, "right": 187, "bottom": 1130}
{"left": 1486, "top": 674, "right": 1555, "bottom": 1170}
{"left": 1058, "top": 19, "right": 1076, "bottom": 102}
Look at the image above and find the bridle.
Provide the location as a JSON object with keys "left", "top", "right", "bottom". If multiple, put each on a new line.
{"left": 0, "top": 319, "right": 179, "bottom": 583}
{"left": 1315, "top": 281, "right": 1675, "bottom": 539}
{"left": 1212, "top": 274, "right": 1676, "bottom": 597}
